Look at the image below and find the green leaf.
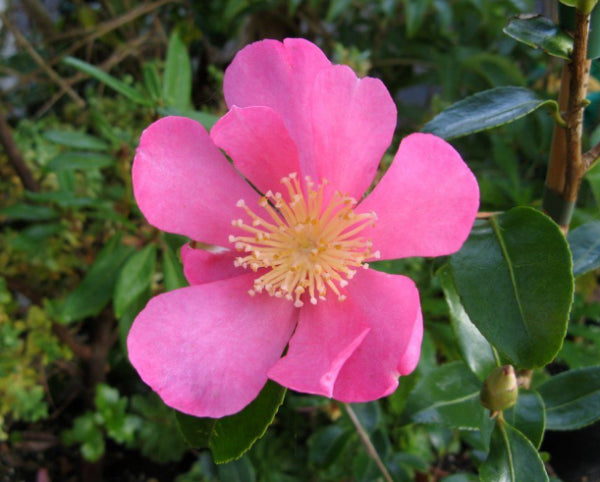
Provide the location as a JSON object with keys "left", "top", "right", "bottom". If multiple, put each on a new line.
{"left": 503, "top": 390, "right": 545, "bottom": 449}
{"left": 143, "top": 61, "right": 162, "bottom": 101}
{"left": 59, "top": 233, "right": 134, "bottom": 323}
{"left": 404, "top": 0, "right": 431, "bottom": 38}
{"left": 162, "top": 31, "right": 192, "bottom": 110}
{"left": 162, "top": 245, "right": 187, "bottom": 291}
{"left": 216, "top": 457, "right": 256, "bottom": 482}
{"left": 422, "top": 87, "right": 560, "bottom": 140}
{"left": 567, "top": 221, "right": 600, "bottom": 276}
{"left": 307, "top": 424, "right": 352, "bottom": 468}
{"left": 63, "top": 56, "right": 153, "bottom": 107}
{"left": 400, "top": 361, "right": 491, "bottom": 431}
{"left": 95, "top": 384, "right": 138, "bottom": 444}
{"left": 113, "top": 244, "right": 157, "bottom": 317}
{"left": 326, "top": 0, "right": 353, "bottom": 21}
{"left": 439, "top": 265, "right": 497, "bottom": 381}
{"left": 0, "top": 203, "right": 59, "bottom": 221}
{"left": 62, "top": 412, "right": 105, "bottom": 462}
{"left": 503, "top": 15, "right": 573, "bottom": 59}
{"left": 47, "top": 152, "right": 116, "bottom": 171}
{"left": 157, "top": 106, "right": 219, "bottom": 130}
{"left": 480, "top": 421, "right": 549, "bottom": 482}
{"left": 537, "top": 366, "right": 600, "bottom": 430}
{"left": 131, "top": 394, "right": 187, "bottom": 463}
{"left": 43, "top": 130, "right": 109, "bottom": 151}
{"left": 176, "top": 380, "right": 286, "bottom": 463}
{"left": 450, "top": 207, "right": 573, "bottom": 368}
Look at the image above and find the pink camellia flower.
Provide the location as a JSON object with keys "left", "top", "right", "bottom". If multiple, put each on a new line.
{"left": 128, "top": 38, "right": 479, "bottom": 418}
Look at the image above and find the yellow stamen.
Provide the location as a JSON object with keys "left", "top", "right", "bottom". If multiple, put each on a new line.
{"left": 229, "top": 174, "right": 379, "bottom": 307}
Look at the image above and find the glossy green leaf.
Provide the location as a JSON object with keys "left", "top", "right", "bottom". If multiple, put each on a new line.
{"left": 0, "top": 203, "right": 58, "bottom": 221}
{"left": 400, "top": 361, "right": 491, "bottom": 431}
{"left": 47, "top": 152, "right": 116, "bottom": 171}
{"left": 44, "top": 130, "right": 109, "bottom": 151}
{"left": 422, "top": 87, "right": 560, "bottom": 140}
{"left": 450, "top": 207, "right": 573, "bottom": 368}
{"left": 113, "top": 244, "right": 157, "bottom": 317}
{"left": 162, "top": 245, "right": 187, "bottom": 292}
{"left": 503, "top": 15, "right": 573, "bottom": 59}
{"left": 63, "top": 56, "right": 153, "bottom": 107}
{"left": 176, "top": 381, "right": 286, "bottom": 463}
{"left": 163, "top": 31, "right": 192, "bottom": 110}
{"left": 480, "top": 422, "right": 548, "bottom": 482}
{"left": 439, "top": 265, "right": 497, "bottom": 381}
{"left": 538, "top": 366, "right": 600, "bottom": 430}
{"left": 567, "top": 221, "right": 600, "bottom": 276}
{"left": 504, "top": 390, "right": 545, "bottom": 448}
{"left": 59, "top": 233, "right": 134, "bottom": 323}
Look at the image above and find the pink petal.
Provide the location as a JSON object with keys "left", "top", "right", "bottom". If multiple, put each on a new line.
{"left": 211, "top": 106, "right": 301, "bottom": 194}
{"left": 268, "top": 300, "right": 371, "bottom": 398}
{"left": 332, "top": 269, "right": 422, "bottom": 402}
{"left": 396, "top": 309, "right": 424, "bottom": 376}
{"left": 127, "top": 274, "right": 297, "bottom": 418}
{"left": 311, "top": 65, "right": 396, "bottom": 199}
{"left": 180, "top": 244, "right": 242, "bottom": 286}
{"left": 132, "top": 116, "right": 259, "bottom": 247}
{"left": 358, "top": 133, "right": 479, "bottom": 259}
{"left": 223, "top": 38, "right": 330, "bottom": 179}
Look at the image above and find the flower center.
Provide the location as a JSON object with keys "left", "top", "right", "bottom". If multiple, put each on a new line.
{"left": 228, "top": 173, "right": 379, "bottom": 307}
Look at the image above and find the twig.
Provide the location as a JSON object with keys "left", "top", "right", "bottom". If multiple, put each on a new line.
{"left": 0, "top": 12, "right": 85, "bottom": 108}
{"left": 35, "top": 31, "right": 154, "bottom": 117}
{"left": 344, "top": 403, "right": 393, "bottom": 482}
{"left": 21, "top": 0, "right": 56, "bottom": 41}
{"left": 45, "top": 0, "right": 174, "bottom": 69}
{"left": 0, "top": 105, "right": 39, "bottom": 192}
{"left": 52, "top": 323, "right": 92, "bottom": 361}
{"left": 583, "top": 139, "right": 600, "bottom": 169}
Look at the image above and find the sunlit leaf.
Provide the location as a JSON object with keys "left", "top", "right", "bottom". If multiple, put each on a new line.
{"left": 503, "top": 15, "right": 573, "bottom": 59}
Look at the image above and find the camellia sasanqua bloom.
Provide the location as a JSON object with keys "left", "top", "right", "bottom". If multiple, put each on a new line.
{"left": 128, "top": 38, "right": 479, "bottom": 418}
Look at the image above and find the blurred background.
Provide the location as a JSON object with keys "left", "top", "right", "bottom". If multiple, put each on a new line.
{"left": 1, "top": 0, "right": 599, "bottom": 480}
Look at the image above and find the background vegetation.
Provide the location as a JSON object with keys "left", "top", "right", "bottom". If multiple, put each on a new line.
{"left": 1, "top": 0, "right": 599, "bottom": 480}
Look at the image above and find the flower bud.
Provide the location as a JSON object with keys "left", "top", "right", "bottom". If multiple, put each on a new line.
{"left": 480, "top": 365, "right": 518, "bottom": 412}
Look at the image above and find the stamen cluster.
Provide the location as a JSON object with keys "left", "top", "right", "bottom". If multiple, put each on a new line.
{"left": 229, "top": 173, "right": 379, "bottom": 307}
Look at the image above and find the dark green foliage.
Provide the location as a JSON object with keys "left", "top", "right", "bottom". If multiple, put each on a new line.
{"left": 2, "top": 0, "right": 600, "bottom": 480}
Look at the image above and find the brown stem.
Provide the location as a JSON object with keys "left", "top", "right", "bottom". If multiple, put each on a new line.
{"left": 344, "top": 403, "right": 393, "bottom": 482}
{"left": 0, "top": 106, "right": 39, "bottom": 192}
{"left": 543, "top": 10, "right": 591, "bottom": 231}
{"left": 52, "top": 324, "right": 92, "bottom": 361}
{"left": 564, "top": 10, "right": 591, "bottom": 202}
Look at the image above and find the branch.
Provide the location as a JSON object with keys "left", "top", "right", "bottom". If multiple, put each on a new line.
{"left": 583, "top": 140, "right": 600, "bottom": 169}
{"left": 0, "top": 12, "right": 85, "bottom": 108}
{"left": 0, "top": 105, "right": 39, "bottom": 192}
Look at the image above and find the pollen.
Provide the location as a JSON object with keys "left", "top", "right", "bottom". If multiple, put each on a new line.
{"left": 229, "top": 173, "right": 379, "bottom": 307}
